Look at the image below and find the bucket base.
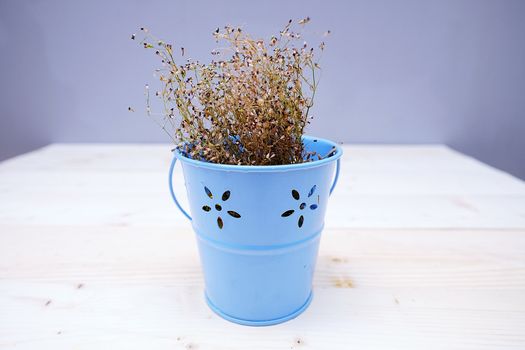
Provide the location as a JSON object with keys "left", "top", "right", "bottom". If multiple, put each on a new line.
{"left": 205, "top": 292, "right": 313, "bottom": 327}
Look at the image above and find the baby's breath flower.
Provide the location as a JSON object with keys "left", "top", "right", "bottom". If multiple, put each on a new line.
{"left": 298, "top": 16, "right": 310, "bottom": 25}
{"left": 134, "top": 18, "right": 329, "bottom": 165}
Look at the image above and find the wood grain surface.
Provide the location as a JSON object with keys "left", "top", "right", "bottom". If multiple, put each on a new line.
{"left": 1, "top": 144, "right": 524, "bottom": 349}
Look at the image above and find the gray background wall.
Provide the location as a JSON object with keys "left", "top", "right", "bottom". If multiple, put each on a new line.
{"left": 1, "top": 0, "right": 524, "bottom": 179}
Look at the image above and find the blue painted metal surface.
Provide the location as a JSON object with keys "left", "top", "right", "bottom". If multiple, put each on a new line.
{"left": 168, "top": 135, "right": 342, "bottom": 326}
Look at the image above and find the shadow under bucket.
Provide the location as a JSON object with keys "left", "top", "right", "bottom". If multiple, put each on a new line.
{"left": 169, "top": 135, "right": 342, "bottom": 326}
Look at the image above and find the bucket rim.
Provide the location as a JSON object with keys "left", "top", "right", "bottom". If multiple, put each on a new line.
{"left": 173, "top": 135, "right": 342, "bottom": 172}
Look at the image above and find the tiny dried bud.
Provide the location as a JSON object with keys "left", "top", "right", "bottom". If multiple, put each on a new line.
{"left": 298, "top": 17, "right": 310, "bottom": 25}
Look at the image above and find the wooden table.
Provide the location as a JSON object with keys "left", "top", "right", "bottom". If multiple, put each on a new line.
{"left": 1, "top": 144, "right": 524, "bottom": 349}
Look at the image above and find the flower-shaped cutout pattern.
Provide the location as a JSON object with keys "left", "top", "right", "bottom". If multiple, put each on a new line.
{"left": 281, "top": 185, "right": 319, "bottom": 228}
{"left": 201, "top": 186, "right": 241, "bottom": 229}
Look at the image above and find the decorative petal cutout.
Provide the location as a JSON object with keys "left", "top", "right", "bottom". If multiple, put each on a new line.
{"left": 310, "top": 204, "right": 318, "bottom": 210}
{"left": 217, "top": 216, "right": 223, "bottom": 229}
{"left": 222, "top": 190, "right": 231, "bottom": 201}
{"left": 298, "top": 215, "right": 304, "bottom": 227}
{"left": 281, "top": 210, "right": 294, "bottom": 217}
{"left": 204, "top": 186, "right": 213, "bottom": 199}
{"left": 299, "top": 202, "right": 306, "bottom": 210}
{"left": 227, "top": 210, "right": 241, "bottom": 218}
{"left": 292, "top": 189, "right": 300, "bottom": 200}
{"left": 202, "top": 205, "right": 211, "bottom": 212}
{"left": 215, "top": 204, "right": 222, "bottom": 211}
{"left": 308, "top": 185, "right": 316, "bottom": 197}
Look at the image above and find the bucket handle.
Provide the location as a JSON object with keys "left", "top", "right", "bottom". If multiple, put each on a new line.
{"left": 329, "top": 158, "right": 341, "bottom": 196}
{"left": 169, "top": 155, "right": 192, "bottom": 221}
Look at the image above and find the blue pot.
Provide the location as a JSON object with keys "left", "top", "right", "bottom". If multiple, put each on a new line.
{"left": 169, "top": 135, "right": 342, "bottom": 326}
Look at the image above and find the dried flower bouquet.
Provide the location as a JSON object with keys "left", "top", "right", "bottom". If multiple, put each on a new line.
{"left": 133, "top": 18, "right": 331, "bottom": 165}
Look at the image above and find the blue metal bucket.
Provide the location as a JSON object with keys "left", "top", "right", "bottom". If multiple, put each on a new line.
{"left": 169, "top": 135, "right": 342, "bottom": 326}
